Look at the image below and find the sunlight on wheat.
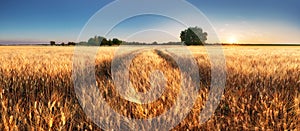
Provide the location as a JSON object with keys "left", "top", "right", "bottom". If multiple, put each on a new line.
{"left": 0, "top": 46, "right": 299, "bottom": 130}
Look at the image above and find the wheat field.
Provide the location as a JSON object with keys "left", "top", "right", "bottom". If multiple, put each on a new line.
{"left": 0, "top": 46, "right": 299, "bottom": 130}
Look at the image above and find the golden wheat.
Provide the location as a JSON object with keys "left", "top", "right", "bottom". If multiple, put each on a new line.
{"left": 0, "top": 46, "right": 299, "bottom": 130}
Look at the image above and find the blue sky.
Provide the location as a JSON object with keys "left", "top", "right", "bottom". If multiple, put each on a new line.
{"left": 0, "top": 0, "right": 299, "bottom": 44}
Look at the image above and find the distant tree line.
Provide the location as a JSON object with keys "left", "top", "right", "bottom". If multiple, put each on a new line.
{"left": 50, "top": 26, "right": 208, "bottom": 46}
{"left": 50, "top": 36, "right": 122, "bottom": 46}
{"left": 86, "top": 36, "right": 122, "bottom": 46}
{"left": 50, "top": 41, "right": 78, "bottom": 46}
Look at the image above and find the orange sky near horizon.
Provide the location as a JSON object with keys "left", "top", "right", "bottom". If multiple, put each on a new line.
{"left": 214, "top": 20, "right": 300, "bottom": 44}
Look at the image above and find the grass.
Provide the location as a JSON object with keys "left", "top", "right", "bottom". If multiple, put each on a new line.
{"left": 0, "top": 46, "right": 299, "bottom": 130}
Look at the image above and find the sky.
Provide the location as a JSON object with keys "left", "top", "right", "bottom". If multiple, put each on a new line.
{"left": 0, "top": 0, "right": 299, "bottom": 44}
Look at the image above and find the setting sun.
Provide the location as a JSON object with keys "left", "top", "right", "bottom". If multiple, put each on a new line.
{"left": 227, "top": 36, "right": 238, "bottom": 44}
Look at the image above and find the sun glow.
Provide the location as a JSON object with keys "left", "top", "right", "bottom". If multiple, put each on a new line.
{"left": 227, "top": 36, "right": 238, "bottom": 44}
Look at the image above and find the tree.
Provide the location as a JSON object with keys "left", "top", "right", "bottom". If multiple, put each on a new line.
{"left": 152, "top": 41, "right": 158, "bottom": 45}
{"left": 180, "top": 27, "right": 207, "bottom": 45}
{"left": 108, "top": 39, "right": 112, "bottom": 46}
{"left": 101, "top": 38, "right": 108, "bottom": 46}
{"left": 112, "top": 38, "right": 122, "bottom": 45}
{"left": 86, "top": 36, "right": 122, "bottom": 46}
{"left": 50, "top": 41, "right": 55, "bottom": 46}
{"left": 67, "top": 42, "right": 76, "bottom": 46}
{"left": 88, "top": 37, "right": 96, "bottom": 45}
{"left": 87, "top": 36, "right": 106, "bottom": 46}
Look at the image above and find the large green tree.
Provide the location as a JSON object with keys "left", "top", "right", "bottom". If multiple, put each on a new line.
{"left": 180, "top": 27, "right": 208, "bottom": 45}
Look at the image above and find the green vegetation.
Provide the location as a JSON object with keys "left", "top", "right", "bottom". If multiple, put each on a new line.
{"left": 180, "top": 26, "right": 207, "bottom": 45}
{"left": 50, "top": 36, "right": 122, "bottom": 46}
{"left": 50, "top": 26, "right": 210, "bottom": 46}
